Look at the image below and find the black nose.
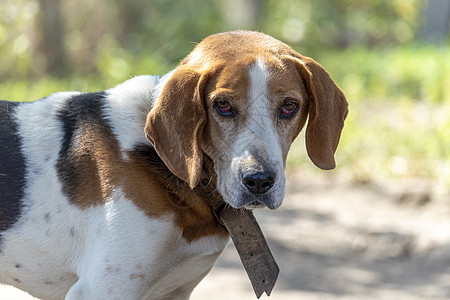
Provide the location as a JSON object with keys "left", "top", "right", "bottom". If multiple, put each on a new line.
{"left": 242, "top": 171, "right": 275, "bottom": 194}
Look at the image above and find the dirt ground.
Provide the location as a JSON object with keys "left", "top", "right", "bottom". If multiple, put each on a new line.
{"left": 2, "top": 172, "right": 449, "bottom": 300}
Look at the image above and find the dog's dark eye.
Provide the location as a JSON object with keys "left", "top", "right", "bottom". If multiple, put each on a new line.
{"left": 215, "top": 99, "right": 234, "bottom": 116}
{"left": 280, "top": 100, "right": 299, "bottom": 119}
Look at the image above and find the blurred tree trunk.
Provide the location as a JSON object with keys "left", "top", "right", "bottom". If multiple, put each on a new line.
{"left": 220, "top": 0, "right": 265, "bottom": 30}
{"left": 422, "top": 0, "right": 450, "bottom": 41}
{"left": 115, "top": 0, "right": 146, "bottom": 45}
{"left": 37, "top": 0, "right": 67, "bottom": 75}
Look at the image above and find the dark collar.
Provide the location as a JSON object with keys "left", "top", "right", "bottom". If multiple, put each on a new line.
{"left": 196, "top": 171, "right": 279, "bottom": 298}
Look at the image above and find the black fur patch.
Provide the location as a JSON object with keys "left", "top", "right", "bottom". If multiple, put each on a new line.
{"left": 0, "top": 100, "right": 26, "bottom": 247}
{"left": 56, "top": 92, "right": 110, "bottom": 203}
{"left": 130, "top": 143, "right": 197, "bottom": 199}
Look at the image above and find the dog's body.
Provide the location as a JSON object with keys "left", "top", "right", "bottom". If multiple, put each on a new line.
{"left": 0, "top": 76, "right": 228, "bottom": 300}
{"left": 0, "top": 31, "right": 347, "bottom": 299}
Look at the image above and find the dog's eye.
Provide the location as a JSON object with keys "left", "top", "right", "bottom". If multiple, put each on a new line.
{"left": 214, "top": 99, "right": 234, "bottom": 116}
{"left": 280, "top": 100, "right": 299, "bottom": 119}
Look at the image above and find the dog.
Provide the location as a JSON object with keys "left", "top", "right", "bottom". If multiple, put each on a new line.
{"left": 0, "top": 30, "right": 348, "bottom": 299}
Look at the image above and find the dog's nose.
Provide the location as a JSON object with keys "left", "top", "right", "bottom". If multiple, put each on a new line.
{"left": 242, "top": 171, "right": 275, "bottom": 194}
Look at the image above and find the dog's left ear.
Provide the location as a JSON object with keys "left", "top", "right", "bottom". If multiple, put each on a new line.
{"left": 290, "top": 53, "right": 349, "bottom": 170}
{"left": 145, "top": 68, "right": 207, "bottom": 189}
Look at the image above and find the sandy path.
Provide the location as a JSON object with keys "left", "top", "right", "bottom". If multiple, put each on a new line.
{"left": 2, "top": 173, "right": 449, "bottom": 299}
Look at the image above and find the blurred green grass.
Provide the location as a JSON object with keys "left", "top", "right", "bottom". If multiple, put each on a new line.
{"left": 287, "top": 44, "right": 450, "bottom": 188}
{"left": 319, "top": 44, "right": 450, "bottom": 104}
{"left": 1, "top": 44, "right": 449, "bottom": 186}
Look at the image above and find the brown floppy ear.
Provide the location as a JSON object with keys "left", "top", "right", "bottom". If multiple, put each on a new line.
{"left": 292, "top": 54, "right": 348, "bottom": 170}
{"left": 145, "top": 68, "right": 207, "bottom": 189}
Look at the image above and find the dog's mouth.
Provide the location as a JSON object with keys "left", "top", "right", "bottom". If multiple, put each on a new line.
{"left": 243, "top": 201, "right": 267, "bottom": 209}
{"left": 215, "top": 163, "right": 285, "bottom": 210}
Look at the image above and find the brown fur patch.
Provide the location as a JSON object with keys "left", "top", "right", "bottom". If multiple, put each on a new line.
{"left": 125, "top": 145, "right": 228, "bottom": 242}
{"left": 70, "top": 125, "right": 122, "bottom": 208}
{"left": 56, "top": 93, "right": 121, "bottom": 208}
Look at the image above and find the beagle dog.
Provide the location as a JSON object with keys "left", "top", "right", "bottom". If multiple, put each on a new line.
{"left": 0, "top": 31, "right": 348, "bottom": 300}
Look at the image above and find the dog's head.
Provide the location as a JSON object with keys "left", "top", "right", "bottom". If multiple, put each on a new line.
{"left": 145, "top": 31, "right": 348, "bottom": 209}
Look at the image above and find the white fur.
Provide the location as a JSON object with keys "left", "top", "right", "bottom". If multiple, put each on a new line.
{"left": 104, "top": 75, "right": 159, "bottom": 154}
{"left": 246, "top": 58, "right": 286, "bottom": 209}
{"left": 217, "top": 58, "right": 286, "bottom": 209}
{"left": 65, "top": 190, "right": 227, "bottom": 300}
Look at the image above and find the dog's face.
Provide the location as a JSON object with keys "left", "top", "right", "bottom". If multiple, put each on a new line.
{"left": 200, "top": 57, "right": 308, "bottom": 209}
{"left": 145, "top": 31, "right": 348, "bottom": 209}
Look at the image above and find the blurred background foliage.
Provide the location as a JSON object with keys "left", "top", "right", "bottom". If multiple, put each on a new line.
{"left": 0, "top": 0, "right": 449, "bottom": 192}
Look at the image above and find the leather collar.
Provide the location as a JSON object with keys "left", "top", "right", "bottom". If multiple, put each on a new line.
{"left": 196, "top": 173, "right": 279, "bottom": 298}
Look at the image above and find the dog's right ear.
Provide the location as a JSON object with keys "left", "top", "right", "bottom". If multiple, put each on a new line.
{"left": 145, "top": 68, "right": 208, "bottom": 189}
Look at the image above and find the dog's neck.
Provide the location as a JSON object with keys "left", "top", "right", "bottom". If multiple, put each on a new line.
{"left": 130, "top": 144, "right": 216, "bottom": 205}
{"left": 128, "top": 144, "right": 228, "bottom": 241}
